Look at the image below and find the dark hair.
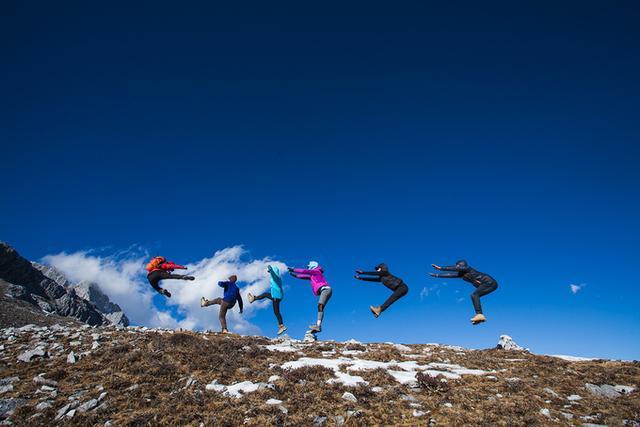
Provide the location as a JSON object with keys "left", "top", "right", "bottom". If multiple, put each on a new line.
{"left": 228, "top": 275, "right": 238, "bottom": 282}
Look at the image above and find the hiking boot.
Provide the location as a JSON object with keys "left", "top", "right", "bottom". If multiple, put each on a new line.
{"left": 162, "top": 289, "right": 172, "bottom": 298}
{"left": 309, "top": 324, "right": 322, "bottom": 333}
{"left": 370, "top": 305, "right": 382, "bottom": 318}
{"left": 277, "top": 325, "right": 288, "bottom": 335}
{"left": 247, "top": 293, "right": 255, "bottom": 303}
{"left": 200, "top": 297, "right": 207, "bottom": 307}
{"left": 471, "top": 313, "right": 486, "bottom": 324}
{"left": 221, "top": 329, "right": 230, "bottom": 334}
{"left": 184, "top": 276, "right": 195, "bottom": 281}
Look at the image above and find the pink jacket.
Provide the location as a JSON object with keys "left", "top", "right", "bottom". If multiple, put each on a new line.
{"left": 293, "top": 267, "right": 330, "bottom": 296}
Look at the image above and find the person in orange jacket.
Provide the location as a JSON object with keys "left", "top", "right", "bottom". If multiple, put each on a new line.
{"left": 145, "top": 256, "right": 194, "bottom": 298}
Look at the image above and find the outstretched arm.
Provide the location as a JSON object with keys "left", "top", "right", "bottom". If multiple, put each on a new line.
{"left": 430, "top": 272, "right": 460, "bottom": 278}
{"left": 439, "top": 264, "right": 461, "bottom": 272}
{"left": 355, "top": 275, "right": 381, "bottom": 282}
{"left": 357, "top": 270, "right": 383, "bottom": 276}
{"left": 161, "top": 262, "right": 187, "bottom": 271}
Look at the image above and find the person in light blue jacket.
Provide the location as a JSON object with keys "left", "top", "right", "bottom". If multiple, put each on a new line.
{"left": 248, "top": 265, "right": 287, "bottom": 335}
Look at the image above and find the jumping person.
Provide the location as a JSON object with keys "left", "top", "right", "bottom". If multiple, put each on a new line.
{"left": 429, "top": 260, "right": 498, "bottom": 325}
{"left": 355, "top": 263, "right": 408, "bottom": 318}
{"left": 288, "top": 261, "right": 332, "bottom": 333}
{"left": 247, "top": 265, "right": 287, "bottom": 335}
{"left": 200, "top": 275, "right": 244, "bottom": 333}
{"left": 146, "top": 256, "right": 194, "bottom": 298}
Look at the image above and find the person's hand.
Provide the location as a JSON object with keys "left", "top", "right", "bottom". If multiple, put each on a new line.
{"left": 354, "top": 275, "right": 361, "bottom": 280}
{"left": 431, "top": 264, "right": 442, "bottom": 270}
{"left": 356, "top": 270, "right": 364, "bottom": 274}
{"left": 429, "top": 272, "right": 438, "bottom": 277}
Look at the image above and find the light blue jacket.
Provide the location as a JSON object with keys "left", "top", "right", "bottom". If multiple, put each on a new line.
{"left": 268, "top": 265, "right": 283, "bottom": 300}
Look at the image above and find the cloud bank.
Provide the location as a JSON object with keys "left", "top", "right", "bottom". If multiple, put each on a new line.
{"left": 42, "top": 246, "right": 286, "bottom": 334}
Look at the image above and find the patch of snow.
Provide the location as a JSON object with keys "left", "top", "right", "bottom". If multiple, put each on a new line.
{"left": 548, "top": 354, "right": 596, "bottom": 362}
{"left": 223, "top": 381, "right": 267, "bottom": 398}
{"left": 497, "top": 335, "right": 526, "bottom": 351}
{"left": 266, "top": 399, "right": 282, "bottom": 405}
{"left": 264, "top": 344, "right": 298, "bottom": 353}
{"left": 394, "top": 344, "right": 412, "bottom": 352}
{"left": 328, "top": 371, "right": 368, "bottom": 387}
{"left": 567, "top": 394, "right": 582, "bottom": 401}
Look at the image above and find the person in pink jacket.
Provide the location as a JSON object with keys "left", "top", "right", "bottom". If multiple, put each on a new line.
{"left": 288, "top": 261, "right": 332, "bottom": 333}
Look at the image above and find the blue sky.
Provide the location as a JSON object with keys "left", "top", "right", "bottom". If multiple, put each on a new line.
{"left": 2, "top": 1, "right": 639, "bottom": 359}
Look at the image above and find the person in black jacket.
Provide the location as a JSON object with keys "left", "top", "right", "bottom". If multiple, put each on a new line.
{"left": 355, "top": 263, "right": 409, "bottom": 318}
{"left": 429, "top": 260, "right": 498, "bottom": 325}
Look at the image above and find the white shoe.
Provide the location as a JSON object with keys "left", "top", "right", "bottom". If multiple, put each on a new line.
{"left": 277, "top": 325, "right": 288, "bottom": 335}
{"left": 200, "top": 297, "right": 206, "bottom": 307}
{"left": 248, "top": 293, "right": 255, "bottom": 303}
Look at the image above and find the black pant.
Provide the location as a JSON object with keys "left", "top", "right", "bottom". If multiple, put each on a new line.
{"left": 254, "top": 292, "right": 284, "bottom": 325}
{"left": 380, "top": 284, "right": 409, "bottom": 312}
{"left": 147, "top": 270, "right": 189, "bottom": 293}
{"left": 471, "top": 281, "right": 498, "bottom": 314}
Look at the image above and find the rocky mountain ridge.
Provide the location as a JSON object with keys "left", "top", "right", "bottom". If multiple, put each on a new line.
{"left": 0, "top": 242, "right": 128, "bottom": 328}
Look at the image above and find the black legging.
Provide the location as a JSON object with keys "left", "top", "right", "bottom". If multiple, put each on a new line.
{"left": 254, "top": 292, "right": 284, "bottom": 325}
{"left": 380, "top": 284, "right": 409, "bottom": 312}
{"left": 147, "top": 270, "right": 189, "bottom": 293}
{"left": 471, "top": 281, "right": 498, "bottom": 314}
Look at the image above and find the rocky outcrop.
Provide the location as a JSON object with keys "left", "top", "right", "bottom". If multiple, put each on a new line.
{"left": 32, "top": 263, "right": 129, "bottom": 327}
{"left": 0, "top": 242, "right": 107, "bottom": 326}
{"left": 73, "top": 281, "right": 129, "bottom": 327}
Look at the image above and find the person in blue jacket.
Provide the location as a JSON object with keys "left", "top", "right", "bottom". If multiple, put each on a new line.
{"left": 248, "top": 265, "right": 287, "bottom": 335}
{"left": 200, "top": 275, "right": 244, "bottom": 333}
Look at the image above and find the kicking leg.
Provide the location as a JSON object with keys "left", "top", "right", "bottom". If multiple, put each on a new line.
{"left": 249, "top": 292, "right": 273, "bottom": 304}
{"left": 201, "top": 297, "right": 223, "bottom": 308}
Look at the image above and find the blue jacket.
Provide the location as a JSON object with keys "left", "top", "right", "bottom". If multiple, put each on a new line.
{"left": 268, "top": 265, "right": 283, "bottom": 300}
{"left": 218, "top": 280, "right": 243, "bottom": 309}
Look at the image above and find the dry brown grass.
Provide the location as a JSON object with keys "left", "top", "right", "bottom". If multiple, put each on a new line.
{"left": 1, "top": 328, "right": 638, "bottom": 426}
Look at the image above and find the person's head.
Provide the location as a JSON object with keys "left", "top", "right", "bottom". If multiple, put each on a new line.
{"left": 228, "top": 275, "right": 238, "bottom": 283}
{"left": 268, "top": 265, "right": 280, "bottom": 275}
{"left": 455, "top": 260, "right": 468, "bottom": 268}
{"left": 375, "top": 263, "right": 388, "bottom": 272}
{"left": 307, "top": 261, "right": 319, "bottom": 270}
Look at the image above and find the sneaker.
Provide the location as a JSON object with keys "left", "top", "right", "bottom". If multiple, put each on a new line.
{"left": 471, "top": 313, "right": 486, "bottom": 325}
{"left": 277, "top": 325, "right": 288, "bottom": 335}
{"left": 200, "top": 297, "right": 207, "bottom": 307}
{"left": 221, "top": 329, "right": 230, "bottom": 334}
{"left": 163, "top": 289, "right": 172, "bottom": 298}
{"left": 309, "top": 324, "right": 322, "bottom": 333}
{"left": 247, "top": 293, "right": 255, "bottom": 303}
{"left": 370, "top": 306, "right": 382, "bottom": 318}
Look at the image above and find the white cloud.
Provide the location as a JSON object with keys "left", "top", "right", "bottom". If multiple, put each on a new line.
{"left": 419, "top": 287, "right": 429, "bottom": 300}
{"left": 42, "top": 246, "right": 286, "bottom": 334}
{"left": 569, "top": 283, "right": 585, "bottom": 295}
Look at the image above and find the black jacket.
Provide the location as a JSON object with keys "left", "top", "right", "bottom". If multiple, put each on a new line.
{"left": 357, "top": 264, "right": 406, "bottom": 291}
{"left": 432, "top": 261, "right": 497, "bottom": 287}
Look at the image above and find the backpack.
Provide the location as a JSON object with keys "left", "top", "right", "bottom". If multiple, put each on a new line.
{"left": 146, "top": 256, "right": 166, "bottom": 272}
